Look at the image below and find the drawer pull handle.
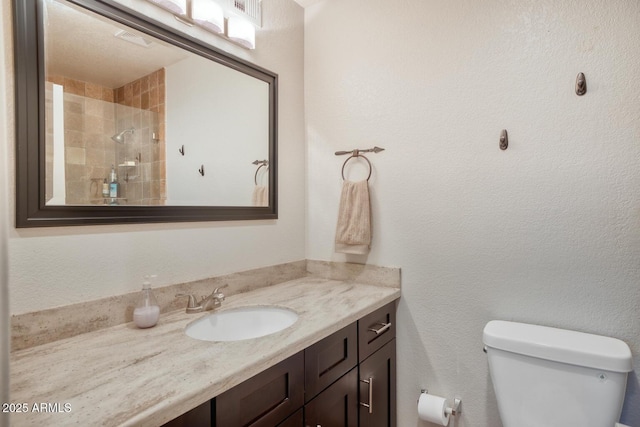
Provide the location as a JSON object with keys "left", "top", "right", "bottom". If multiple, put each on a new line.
{"left": 368, "top": 322, "right": 391, "bottom": 335}
{"left": 360, "top": 377, "right": 373, "bottom": 414}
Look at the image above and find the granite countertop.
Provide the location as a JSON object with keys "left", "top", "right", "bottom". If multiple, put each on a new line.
{"left": 10, "top": 276, "right": 400, "bottom": 426}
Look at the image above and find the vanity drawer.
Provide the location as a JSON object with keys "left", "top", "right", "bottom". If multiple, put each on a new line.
{"left": 304, "top": 323, "right": 358, "bottom": 402}
{"left": 358, "top": 301, "right": 396, "bottom": 362}
{"left": 214, "top": 351, "right": 304, "bottom": 427}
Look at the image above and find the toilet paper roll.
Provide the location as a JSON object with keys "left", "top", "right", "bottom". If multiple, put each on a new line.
{"left": 418, "top": 393, "right": 450, "bottom": 426}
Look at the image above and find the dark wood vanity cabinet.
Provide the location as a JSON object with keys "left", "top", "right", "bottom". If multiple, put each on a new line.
{"left": 277, "top": 409, "right": 304, "bottom": 427}
{"left": 358, "top": 302, "right": 397, "bottom": 427}
{"left": 215, "top": 352, "right": 304, "bottom": 427}
{"left": 303, "top": 302, "right": 396, "bottom": 427}
{"left": 304, "top": 323, "right": 358, "bottom": 402}
{"left": 358, "top": 301, "right": 396, "bottom": 362}
{"left": 303, "top": 323, "right": 359, "bottom": 427}
{"left": 305, "top": 367, "right": 359, "bottom": 427}
{"left": 166, "top": 300, "right": 397, "bottom": 427}
{"left": 358, "top": 341, "right": 396, "bottom": 427}
{"left": 162, "top": 400, "right": 211, "bottom": 427}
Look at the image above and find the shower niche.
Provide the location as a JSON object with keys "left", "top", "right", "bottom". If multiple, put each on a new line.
{"left": 45, "top": 69, "right": 166, "bottom": 206}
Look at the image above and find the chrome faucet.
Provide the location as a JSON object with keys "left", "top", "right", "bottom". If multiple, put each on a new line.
{"left": 176, "top": 285, "right": 228, "bottom": 313}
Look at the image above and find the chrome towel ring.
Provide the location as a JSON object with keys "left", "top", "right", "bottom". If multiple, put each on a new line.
{"left": 335, "top": 146, "right": 384, "bottom": 181}
{"left": 252, "top": 160, "right": 268, "bottom": 185}
{"left": 341, "top": 151, "right": 372, "bottom": 181}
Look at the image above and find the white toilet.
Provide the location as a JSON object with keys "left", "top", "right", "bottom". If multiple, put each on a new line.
{"left": 483, "top": 320, "right": 633, "bottom": 427}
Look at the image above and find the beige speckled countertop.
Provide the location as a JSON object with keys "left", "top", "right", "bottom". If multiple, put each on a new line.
{"left": 10, "top": 276, "right": 400, "bottom": 426}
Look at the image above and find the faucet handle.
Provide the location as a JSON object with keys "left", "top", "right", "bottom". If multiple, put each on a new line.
{"left": 175, "top": 293, "right": 201, "bottom": 313}
{"left": 213, "top": 285, "right": 228, "bottom": 300}
{"left": 213, "top": 284, "right": 228, "bottom": 294}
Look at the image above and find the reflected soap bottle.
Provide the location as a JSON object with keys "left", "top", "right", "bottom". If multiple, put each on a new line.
{"left": 109, "top": 165, "right": 119, "bottom": 198}
{"left": 133, "top": 275, "right": 160, "bottom": 329}
{"left": 102, "top": 179, "right": 109, "bottom": 198}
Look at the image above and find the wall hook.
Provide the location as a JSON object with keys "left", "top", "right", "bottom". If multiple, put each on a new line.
{"left": 575, "top": 72, "right": 587, "bottom": 96}
{"left": 179, "top": 145, "right": 185, "bottom": 156}
{"left": 198, "top": 165, "right": 205, "bottom": 176}
{"left": 499, "top": 129, "right": 508, "bottom": 150}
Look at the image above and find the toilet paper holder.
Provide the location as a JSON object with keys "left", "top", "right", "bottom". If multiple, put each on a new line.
{"left": 420, "top": 389, "right": 462, "bottom": 416}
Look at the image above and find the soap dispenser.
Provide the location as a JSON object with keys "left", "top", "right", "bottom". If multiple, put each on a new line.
{"left": 133, "top": 275, "right": 160, "bottom": 329}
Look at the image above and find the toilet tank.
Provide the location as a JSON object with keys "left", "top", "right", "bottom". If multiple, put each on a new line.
{"left": 483, "top": 320, "right": 632, "bottom": 427}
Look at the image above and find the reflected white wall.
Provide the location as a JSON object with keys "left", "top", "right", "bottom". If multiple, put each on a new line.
{"left": 165, "top": 55, "right": 269, "bottom": 206}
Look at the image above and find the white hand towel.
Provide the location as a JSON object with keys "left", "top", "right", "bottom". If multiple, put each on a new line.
{"left": 335, "top": 180, "right": 371, "bottom": 254}
{"left": 252, "top": 185, "right": 268, "bottom": 207}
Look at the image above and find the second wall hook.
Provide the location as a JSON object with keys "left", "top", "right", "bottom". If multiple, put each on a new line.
{"left": 500, "top": 129, "right": 508, "bottom": 150}
{"left": 198, "top": 165, "right": 205, "bottom": 176}
{"left": 576, "top": 72, "right": 587, "bottom": 96}
{"left": 179, "top": 145, "right": 185, "bottom": 156}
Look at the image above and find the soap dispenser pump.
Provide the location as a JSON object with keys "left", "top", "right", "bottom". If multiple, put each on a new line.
{"left": 133, "top": 275, "right": 160, "bottom": 329}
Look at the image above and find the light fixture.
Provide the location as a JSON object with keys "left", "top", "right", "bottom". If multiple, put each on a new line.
{"left": 147, "top": 0, "right": 258, "bottom": 49}
{"left": 146, "top": 0, "right": 187, "bottom": 16}
{"left": 191, "top": 0, "right": 225, "bottom": 34}
{"left": 226, "top": 15, "right": 255, "bottom": 49}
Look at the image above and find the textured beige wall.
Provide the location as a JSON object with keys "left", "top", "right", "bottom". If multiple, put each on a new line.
{"left": 305, "top": 0, "right": 640, "bottom": 425}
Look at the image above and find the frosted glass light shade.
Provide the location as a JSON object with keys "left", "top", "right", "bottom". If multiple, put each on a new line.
{"left": 227, "top": 16, "right": 256, "bottom": 49}
{"left": 191, "top": 0, "right": 224, "bottom": 34}
{"left": 146, "top": 0, "right": 187, "bottom": 15}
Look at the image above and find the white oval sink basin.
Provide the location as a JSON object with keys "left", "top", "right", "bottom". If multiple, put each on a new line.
{"left": 185, "top": 306, "right": 298, "bottom": 342}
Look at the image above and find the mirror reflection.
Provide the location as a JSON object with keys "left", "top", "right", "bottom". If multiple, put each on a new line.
{"left": 43, "top": 0, "right": 270, "bottom": 207}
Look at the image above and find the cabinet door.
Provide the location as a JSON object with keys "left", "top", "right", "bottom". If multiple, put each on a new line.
{"left": 215, "top": 351, "right": 304, "bottom": 427}
{"left": 358, "top": 302, "right": 396, "bottom": 362}
{"left": 278, "top": 408, "right": 303, "bottom": 427}
{"left": 359, "top": 340, "right": 396, "bottom": 427}
{"left": 305, "top": 323, "right": 357, "bottom": 402}
{"left": 161, "top": 400, "right": 211, "bottom": 427}
{"left": 305, "top": 367, "right": 358, "bottom": 427}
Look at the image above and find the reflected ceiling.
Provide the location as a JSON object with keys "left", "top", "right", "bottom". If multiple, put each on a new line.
{"left": 44, "top": 0, "right": 187, "bottom": 88}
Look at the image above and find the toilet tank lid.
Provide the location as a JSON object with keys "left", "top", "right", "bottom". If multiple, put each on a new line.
{"left": 483, "top": 320, "right": 632, "bottom": 373}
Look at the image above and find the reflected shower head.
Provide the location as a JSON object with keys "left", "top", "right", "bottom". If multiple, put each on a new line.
{"left": 111, "top": 127, "right": 135, "bottom": 143}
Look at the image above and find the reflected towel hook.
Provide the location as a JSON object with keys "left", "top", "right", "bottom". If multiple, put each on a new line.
{"left": 198, "top": 165, "right": 205, "bottom": 176}
{"left": 179, "top": 145, "right": 185, "bottom": 156}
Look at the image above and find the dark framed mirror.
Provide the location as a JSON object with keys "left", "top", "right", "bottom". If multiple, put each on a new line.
{"left": 14, "top": 0, "right": 277, "bottom": 227}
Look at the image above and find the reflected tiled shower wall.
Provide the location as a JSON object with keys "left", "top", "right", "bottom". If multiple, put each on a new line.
{"left": 114, "top": 69, "right": 167, "bottom": 205}
{"left": 46, "top": 76, "right": 116, "bottom": 204}
{"left": 45, "top": 70, "right": 166, "bottom": 205}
